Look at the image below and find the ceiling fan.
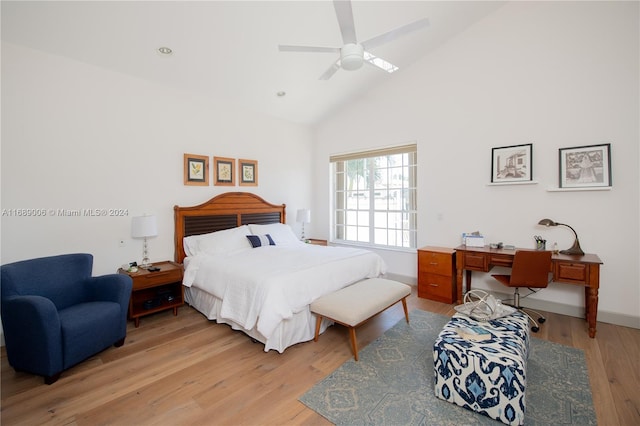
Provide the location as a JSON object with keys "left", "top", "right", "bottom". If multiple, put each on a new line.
{"left": 278, "top": 0, "right": 429, "bottom": 80}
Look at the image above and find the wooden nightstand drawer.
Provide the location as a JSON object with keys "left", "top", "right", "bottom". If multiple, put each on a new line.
{"left": 132, "top": 268, "right": 182, "bottom": 290}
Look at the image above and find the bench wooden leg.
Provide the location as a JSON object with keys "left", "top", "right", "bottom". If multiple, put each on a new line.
{"left": 314, "top": 315, "right": 323, "bottom": 342}
{"left": 349, "top": 327, "right": 359, "bottom": 361}
{"left": 402, "top": 297, "right": 409, "bottom": 323}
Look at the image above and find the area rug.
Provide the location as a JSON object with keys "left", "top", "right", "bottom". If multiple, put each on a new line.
{"left": 299, "top": 309, "right": 596, "bottom": 425}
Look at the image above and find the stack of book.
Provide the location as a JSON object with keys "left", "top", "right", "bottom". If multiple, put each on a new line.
{"left": 455, "top": 325, "right": 492, "bottom": 341}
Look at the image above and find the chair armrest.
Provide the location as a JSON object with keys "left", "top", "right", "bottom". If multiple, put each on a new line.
{"left": 85, "top": 274, "right": 133, "bottom": 308}
{"left": 2, "top": 295, "right": 63, "bottom": 374}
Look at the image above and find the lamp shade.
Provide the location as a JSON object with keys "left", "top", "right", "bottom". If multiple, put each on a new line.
{"left": 538, "top": 218, "right": 557, "bottom": 227}
{"left": 296, "top": 209, "right": 311, "bottom": 224}
{"left": 131, "top": 215, "right": 158, "bottom": 238}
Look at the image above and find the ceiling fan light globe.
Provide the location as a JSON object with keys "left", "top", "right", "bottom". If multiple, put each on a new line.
{"left": 340, "top": 43, "right": 364, "bottom": 70}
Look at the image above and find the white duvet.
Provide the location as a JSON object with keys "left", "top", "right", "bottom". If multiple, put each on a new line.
{"left": 183, "top": 243, "right": 386, "bottom": 339}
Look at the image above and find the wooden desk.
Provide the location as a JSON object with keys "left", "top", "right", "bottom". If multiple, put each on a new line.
{"left": 455, "top": 245, "right": 603, "bottom": 338}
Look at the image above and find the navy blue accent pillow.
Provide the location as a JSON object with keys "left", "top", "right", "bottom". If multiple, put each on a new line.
{"left": 246, "top": 234, "right": 276, "bottom": 248}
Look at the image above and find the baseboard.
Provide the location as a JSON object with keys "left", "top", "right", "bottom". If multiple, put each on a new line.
{"left": 384, "top": 272, "right": 416, "bottom": 286}
{"left": 385, "top": 274, "right": 640, "bottom": 330}
{"left": 484, "top": 289, "right": 640, "bottom": 330}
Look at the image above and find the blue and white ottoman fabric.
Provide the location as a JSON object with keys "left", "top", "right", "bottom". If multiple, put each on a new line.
{"left": 433, "top": 312, "right": 530, "bottom": 426}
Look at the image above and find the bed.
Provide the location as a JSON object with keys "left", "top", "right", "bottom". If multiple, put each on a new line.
{"left": 174, "top": 192, "right": 386, "bottom": 353}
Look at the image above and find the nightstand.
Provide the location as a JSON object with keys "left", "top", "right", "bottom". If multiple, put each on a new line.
{"left": 117, "top": 261, "right": 184, "bottom": 327}
{"left": 306, "top": 238, "right": 328, "bottom": 246}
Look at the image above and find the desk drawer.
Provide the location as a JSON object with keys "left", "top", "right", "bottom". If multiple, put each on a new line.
{"left": 554, "top": 261, "right": 588, "bottom": 284}
{"left": 418, "top": 272, "right": 455, "bottom": 303}
{"left": 463, "top": 252, "right": 488, "bottom": 271}
{"left": 489, "top": 254, "right": 513, "bottom": 268}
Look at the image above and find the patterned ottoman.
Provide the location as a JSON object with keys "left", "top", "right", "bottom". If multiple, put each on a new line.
{"left": 433, "top": 312, "right": 530, "bottom": 425}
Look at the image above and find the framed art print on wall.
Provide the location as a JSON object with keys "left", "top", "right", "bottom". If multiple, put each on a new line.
{"left": 214, "top": 156, "right": 235, "bottom": 186}
{"left": 559, "top": 143, "right": 611, "bottom": 188}
{"left": 238, "top": 159, "right": 258, "bottom": 186}
{"left": 491, "top": 143, "right": 533, "bottom": 183}
{"left": 183, "top": 153, "right": 209, "bottom": 186}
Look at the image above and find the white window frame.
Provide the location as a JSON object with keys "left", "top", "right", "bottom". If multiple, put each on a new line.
{"left": 330, "top": 143, "right": 417, "bottom": 250}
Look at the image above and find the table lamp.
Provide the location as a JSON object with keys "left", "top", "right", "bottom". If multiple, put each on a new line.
{"left": 132, "top": 214, "right": 158, "bottom": 268}
{"left": 537, "top": 218, "right": 584, "bottom": 256}
{"left": 296, "top": 209, "right": 311, "bottom": 240}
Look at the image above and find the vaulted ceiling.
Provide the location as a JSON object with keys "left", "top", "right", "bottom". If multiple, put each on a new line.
{"left": 1, "top": 1, "right": 505, "bottom": 125}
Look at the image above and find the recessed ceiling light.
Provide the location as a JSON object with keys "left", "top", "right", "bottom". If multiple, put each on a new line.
{"left": 157, "top": 47, "right": 173, "bottom": 55}
{"left": 276, "top": 91, "right": 286, "bottom": 97}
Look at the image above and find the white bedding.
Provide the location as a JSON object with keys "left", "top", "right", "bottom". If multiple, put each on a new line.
{"left": 183, "top": 242, "right": 386, "bottom": 344}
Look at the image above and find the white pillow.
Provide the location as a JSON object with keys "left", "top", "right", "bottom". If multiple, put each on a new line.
{"left": 249, "top": 223, "right": 300, "bottom": 246}
{"left": 183, "top": 234, "right": 202, "bottom": 257}
{"left": 183, "top": 225, "right": 252, "bottom": 257}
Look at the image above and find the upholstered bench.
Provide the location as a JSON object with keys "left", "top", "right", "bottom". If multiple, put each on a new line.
{"left": 433, "top": 312, "right": 530, "bottom": 426}
{"left": 311, "top": 278, "right": 411, "bottom": 361}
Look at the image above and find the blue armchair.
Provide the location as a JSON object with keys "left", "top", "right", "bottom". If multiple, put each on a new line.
{"left": 1, "top": 253, "right": 132, "bottom": 384}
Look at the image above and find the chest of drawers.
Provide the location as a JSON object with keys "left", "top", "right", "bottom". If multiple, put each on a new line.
{"left": 417, "top": 246, "right": 456, "bottom": 303}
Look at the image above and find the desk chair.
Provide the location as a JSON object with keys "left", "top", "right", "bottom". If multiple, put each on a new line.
{"left": 492, "top": 250, "right": 552, "bottom": 332}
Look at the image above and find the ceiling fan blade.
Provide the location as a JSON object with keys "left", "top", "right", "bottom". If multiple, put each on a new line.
{"left": 361, "top": 18, "right": 429, "bottom": 51}
{"left": 278, "top": 45, "right": 340, "bottom": 53}
{"left": 363, "top": 51, "right": 399, "bottom": 74}
{"left": 333, "top": 0, "right": 357, "bottom": 45}
{"left": 319, "top": 60, "right": 341, "bottom": 80}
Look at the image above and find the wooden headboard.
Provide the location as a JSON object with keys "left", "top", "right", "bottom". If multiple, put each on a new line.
{"left": 174, "top": 192, "right": 286, "bottom": 264}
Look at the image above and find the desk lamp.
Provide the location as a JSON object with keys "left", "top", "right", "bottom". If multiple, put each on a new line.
{"left": 132, "top": 214, "right": 158, "bottom": 268}
{"left": 537, "top": 218, "right": 584, "bottom": 256}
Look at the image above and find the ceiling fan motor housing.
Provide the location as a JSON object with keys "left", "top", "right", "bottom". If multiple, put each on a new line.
{"left": 340, "top": 43, "right": 364, "bottom": 70}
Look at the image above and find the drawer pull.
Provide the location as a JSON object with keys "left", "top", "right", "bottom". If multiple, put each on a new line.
{"left": 429, "top": 262, "right": 439, "bottom": 265}
{"left": 429, "top": 283, "right": 439, "bottom": 287}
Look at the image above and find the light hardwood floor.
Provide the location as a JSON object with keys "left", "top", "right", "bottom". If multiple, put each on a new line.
{"left": 2, "top": 287, "right": 639, "bottom": 425}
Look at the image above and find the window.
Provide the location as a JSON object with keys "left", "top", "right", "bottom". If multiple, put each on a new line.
{"left": 331, "top": 144, "right": 417, "bottom": 249}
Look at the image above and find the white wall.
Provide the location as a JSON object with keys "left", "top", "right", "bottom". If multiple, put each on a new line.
{"left": 1, "top": 42, "right": 314, "bottom": 276}
{"left": 1, "top": 1, "right": 638, "bottom": 335}
{"left": 312, "top": 1, "right": 639, "bottom": 327}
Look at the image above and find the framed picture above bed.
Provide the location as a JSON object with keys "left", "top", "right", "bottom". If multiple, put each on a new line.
{"left": 183, "top": 153, "right": 209, "bottom": 186}
{"left": 214, "top": 156, "right": 236, "bottom": 186}
{"left": 238, "top": 159, "right": 258, "bottom": 186}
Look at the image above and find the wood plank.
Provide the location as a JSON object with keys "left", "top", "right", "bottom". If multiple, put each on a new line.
{"left": 595, "top": 322, "right": 640, "bottom": 425}
{"left": 571, "top": 316, "right": 618, "bottom": 426}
